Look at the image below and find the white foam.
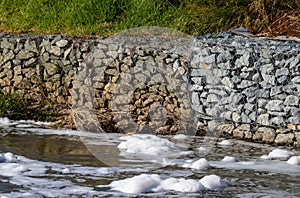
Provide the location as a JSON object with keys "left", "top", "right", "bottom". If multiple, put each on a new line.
{"left": 173, "top": 134, "right": 188, "bottom": 140}
{"left": 109, "top": 174, "right": 161, "bottom": 194}
{"left": 118, "top": 134, "right": 177, "bottom": 156}
{"left": 260, "top": 155, "right": 272, "bottom": 160}
{"left": 267, "top": 149, "right": 294, "bottom": 159}
{"left": 197, "top": 147, "right": 207, "bottom": 152}
{"left": 218, "top": 140, "right": 232, "bottom": 146}
{"left": 211, "top": 160, "right": 300, "bottom": 176}
{"left": 107, "top": 174, "right": 226, "bottom": 194}
{"left": 287, "top": 156, "right": 300, "bottom": 165}
{"left": 183, "top": 158, "right": 210, "bottom": 170}
{"left": 199, "top": 175, "right": 228, "bottom": 190}
{"left": 221, "top": 156, "right": 237, "bottom": 162}
{"left": 0, "top": 152, "right": 104, "bottom": 197}
{"left": 62, "top": 168, "right": 71, "bottom": 174}
{"left": 0, "top": 117, "right": 52, "bottom": 128}
{"left": 154, "top": 177, "right": 205, "bottom": 192}
{"left": 0, "top": 163, "right": 28, "bottom": 177}
{"left": 0, "top": 152, "right": 18, "bottom": 163}
{"left": 0, "top": 117, "right": 13, "bottom": 127}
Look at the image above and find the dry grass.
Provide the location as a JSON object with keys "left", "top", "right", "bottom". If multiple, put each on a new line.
{"left": 246, "top": 0, "right": 300, "bottom": 37}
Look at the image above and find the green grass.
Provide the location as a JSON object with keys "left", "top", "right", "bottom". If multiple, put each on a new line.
{"left": 0, "top": 0, "right": 298, "bottom": 37}
{"left": 0, "top": 0, "right": 266, "bottom": 37}
{"left": 0, "top": 92, "right": 28, "bottom": 120}
{"left": 0, "top": 90, "right": 57, "bottom": 121}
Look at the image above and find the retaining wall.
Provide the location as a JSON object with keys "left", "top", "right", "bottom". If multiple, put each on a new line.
{"left": 0, "top": 32, "right": 299, "bottom": 146}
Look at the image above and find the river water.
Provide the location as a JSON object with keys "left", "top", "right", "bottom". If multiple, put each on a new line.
{"left": 0, "top": 119, "right": 299, "bottom": 197}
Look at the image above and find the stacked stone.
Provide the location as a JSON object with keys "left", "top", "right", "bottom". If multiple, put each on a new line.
{"left": 0, "top": 33, "right": 96, "bottom": 120}
{"left": 72, "top": 36, "right": 193, "bottom": 134}
{"left": 1, "top": 32, "right": 300, "bottom": 146}
{"left": 0, "top": 34, "right": 40, "bottom": 99}
{"left": 190, "top": 32, "right": 300, "bottom": 146}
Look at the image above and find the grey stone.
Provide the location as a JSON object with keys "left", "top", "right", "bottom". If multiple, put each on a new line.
{"left": 191, "top": 77, "right": 205, "bottom": 85}
{"left": 236, "top": 52, "right": 251, "bottom": 66}
{"left": 284, "top": 95, "right": 299, "bottom": 106}
{"left": 270, "top": 86, "right": 282, "bottom": 96}
{"left": 249, "top": 112, "right": 257, "bottom": 121}
{"left": 241, "top": 112, "right": 251, "bottom": 123}
{"left": 257, "top": 108, "right": 266, "bottom": 115}
{"left": 93, "top": 48, "right": 107, "bottom": 59}
{"left": 291, "top": 76, "right": 300, "bottom": 83}
{"left": 276, "top": 76, "right": 288, "bottom": 84}
{"left": 106, "top": 50, "right": 118, "bottom": 59}
{"left": 221, "top": 77, "right": 234, "bottom": 89}
{"left": 55, "top": 39, "right": 68, "bottom": 48}
{"left": 266, "top": 100, "right": 283, "bottom": 111}
{"left": 237, "top": 80, "right": 255, "bottom": 89}
{"left": 209, "top": 89, "right": 227, "bottom": 96}
{"left": 229, "top": 93, "right": 244, "bottom": 105}
{"left": 288, "top": 116, "right": 300, "bottom": 125}
{"left": 242, "top": 87, "right": 257, "bottom": 98}
{"left": 191, "top": 92, "right": 200, "bottom": 105}
{"left": 217, "top": 51, "right": 231, "bottom": 63}
{"left": 172, "top": 59, "right": 180, "bottom": 71}
{"left": 217, "top": 61, "right": 232, "bottom": 69}
{"left": 262, "top": 74, "right": 276, "bottom": 85}
{"left": 232, "top": 112, "right": 241, "bottom": 123}
{"left": 268, "top": 111, "right": 286, "bottom": 116}
{"left": 273, "top": 93, "right": 288, "bottom": 101}
{"left": 190, "top": 68, "right": 212, "bottom": 77}
{"left": 192, "top": 104, "right": 204, "bottom": 114}
{"left": 220, "top": 111, "right": 232, "bottom": 120}
{"left": 49, "top": 46, "right": 62, "bottom": 56}
{"left": 200, "top": 91, "right": 208, "bottom": 98}
{"left": 257, "top": 113, "right": 270, "bottom": 126}
{"left": 202, "top": 54, "right": 216, "bottom": 64}
{"left": 231, "top": 76, "right": 241, "bottom": 84}
{"left": 207, "top": 94, "right": 219, "bottom": 103}
{"left": 260, "top": 63, "right": 274, "bottom": 75}
{"left": 1, "top": 38, "right": 14, "bottom": 49}
{"left": 24, "top": 58, "right": 36, "bottom": 66}
{"left": 213, "top": 69, "right": 230, "bottom": 77}
{"left": 24, "top": 39, "right": 38, "bottom": 53}
{"left": 151, "top": 73, "right": 164, "bottom": 82}
{"left": 44, "top": 62, "right": 58, "bottom": 77}
{"left": 289, "top": 57, "right": 299, "bottom": 69}
{"left": 2, "top": 50, "right": 15, "bottom": 63}
{"left": 252, "top": 73, "right": 260, "bottom": 82}
{"left": 206, "top": 76, "right": 220, "bottom": 85}
{"left": 207, "top": 120, "right": 220, "bottom": 131}
{"left": 244, "top": 103, "right": 255, "bottom": 111}
{"left": 16, "top": 50, "right": 35, "bottom": 60}
{"left": 257, "top": 89, "right": 270, "bottom": 98}
{"left": 190, "top": 84, "right": 203, "bottom": 91}
{"left": 218, "top": 97, "right": 230, "bottom": 105}
{"left": 275, "top": 67, "right": 289, "bottom": 77}
{"left": 270, "top": 116, "right": 285, "bottom": 126}
{"left": 205, "top": 107, "right": 220, "bottom": 117}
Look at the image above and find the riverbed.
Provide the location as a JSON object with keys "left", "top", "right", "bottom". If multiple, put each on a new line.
{"left": 0, "top": 118, "right": 299, "bottom": 197}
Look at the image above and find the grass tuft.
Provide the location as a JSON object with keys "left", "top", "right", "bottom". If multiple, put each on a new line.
{"left": 1, "top": 0, "right": 298, "bottom": 37}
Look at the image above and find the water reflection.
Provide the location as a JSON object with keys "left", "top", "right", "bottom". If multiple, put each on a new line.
{"left": 0, "top": 129, "right": 106, "bottom": 167}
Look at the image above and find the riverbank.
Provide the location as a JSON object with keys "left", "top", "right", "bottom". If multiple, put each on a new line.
{"left": 0, "top": 29, "right": 299, "bottom": 146}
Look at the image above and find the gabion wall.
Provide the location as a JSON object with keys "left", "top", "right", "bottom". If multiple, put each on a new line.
{"left": 0, "top": 32, "right": 299, "bottom": 146}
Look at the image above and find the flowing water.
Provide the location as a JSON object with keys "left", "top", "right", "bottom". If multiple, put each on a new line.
{"left": 0, "top": 120, "right": 299, "bottom": 197}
